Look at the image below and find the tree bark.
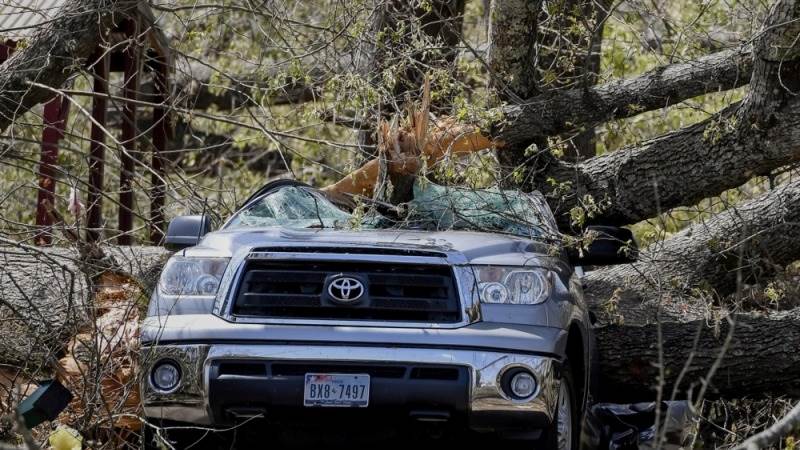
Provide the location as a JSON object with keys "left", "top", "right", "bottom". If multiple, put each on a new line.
{"left": 584, "top": 178, "right": 800, "bottom": 325}
{"left": 487, "top": 0, "right": 548, "bottom": 183}
{"left": 491, "top": 46, "right": 753, "bottom": 150}
{"left": 0, "top": 245, "right": 169, "bottom": 368}
{"left": 487, "top": 0, "right": 540, "bottom": 101}
{"left": 594, "top": 308, "right": 800, "bottom": 402}
{"left": 497, "top": 0, "right": 797, "bottom": 229}
{"left": 0, "top": 0, "right": 136, "bottom": 133}
{"left": 488, "top": 0, "right": 610, "bottom": 180}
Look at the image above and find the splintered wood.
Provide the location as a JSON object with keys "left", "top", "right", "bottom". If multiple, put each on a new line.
{"left": 57, "top": 272, "right": 142, "bottom": 431}
{"left": 322, "top": 78, "right": 496, "bottom": 198}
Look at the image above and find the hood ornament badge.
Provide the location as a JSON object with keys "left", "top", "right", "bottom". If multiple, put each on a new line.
{"left": 327, "top": 276, "right": 365, "bottom": 303}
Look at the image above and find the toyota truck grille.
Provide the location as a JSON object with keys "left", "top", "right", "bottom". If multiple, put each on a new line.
{"left": 232, "top": 260, "right": 462, "bottom": 323}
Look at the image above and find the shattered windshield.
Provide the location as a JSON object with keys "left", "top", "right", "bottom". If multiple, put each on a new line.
{"left": 385, "top": 181, "right": 558, "bottom": 239}
{"left": 225, "top": 186, "right": 352, "bottom": 229}
{"left": 224, "top": 181, "right": 558, "bottom": 241}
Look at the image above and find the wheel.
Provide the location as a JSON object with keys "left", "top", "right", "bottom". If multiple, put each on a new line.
{"left": 541, "top": 361, "right": 580, "bottom": 450}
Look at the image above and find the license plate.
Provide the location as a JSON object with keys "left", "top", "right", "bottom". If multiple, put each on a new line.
{"left": 303, "top": 373, "right": 370, "bottom": 407}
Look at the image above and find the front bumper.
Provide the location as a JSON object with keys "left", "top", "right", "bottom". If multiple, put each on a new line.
{"left": 141, "top": 343, "right": 560, "bottom": 432}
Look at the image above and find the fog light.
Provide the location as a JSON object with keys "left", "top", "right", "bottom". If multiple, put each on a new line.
{"left": 509, "top": 371, "right": 537, "bottom": 399}
{"left": 151, "top": 360, "right": 181, "bottom": 393}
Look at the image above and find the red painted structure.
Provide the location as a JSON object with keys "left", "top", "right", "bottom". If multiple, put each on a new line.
{"left": 34, "top": 96, "right": 71, "bottom": 244}
{"left": 86, "top": 50, "right": 109, "bottom": 243}
{"left": 0, "top": 4, "right": 171, "bottom": 245}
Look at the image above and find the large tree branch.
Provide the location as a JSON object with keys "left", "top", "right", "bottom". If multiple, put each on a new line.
{"left": 586, "top": 177, "right": 800, "bottom": 401}
{"left": 323, "top": 45, "right": 758, "bottom": 205}
{"left": 0, "top": 0, "right": 136, "bottom": 133}
{"left": 525, "top": 0, "right": 800, "bottom": 228}
{"left": 539, "top": 97, "right": 800, "bottom": 228}
{"left": 584, "top": 177, "right": 800, "bottom": 325}
{"left": 492, "top": 45, "right": 753, "bottom": 149}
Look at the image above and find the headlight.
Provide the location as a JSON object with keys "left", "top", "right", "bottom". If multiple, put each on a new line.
{"left": 474, "top": 266, "right": 552, "bottom": 304}
{"left": 150, "top": 360, "right": 182, "bottom": 393}
{"left": 158, "top": 256, "right": 229, "bottom": 296}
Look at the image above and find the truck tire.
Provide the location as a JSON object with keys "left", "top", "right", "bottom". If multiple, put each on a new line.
{"left": 541, "top": 360, "right": 580, "bottom": 450}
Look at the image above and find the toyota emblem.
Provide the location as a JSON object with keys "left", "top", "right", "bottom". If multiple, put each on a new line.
{"left": 328, "top": 276, "right": 365, "bottom": 303}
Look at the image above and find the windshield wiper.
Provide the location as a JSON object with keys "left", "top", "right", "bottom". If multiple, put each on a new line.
{"left": 309, "top": 192, "right": 326, "bottom": 229}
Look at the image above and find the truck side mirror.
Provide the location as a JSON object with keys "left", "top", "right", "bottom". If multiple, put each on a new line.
{"left": 164, "top": 215, "right": 212, "bottom": 250}
{"left": 568, "top": 225, "right": 638, "bottom": 266}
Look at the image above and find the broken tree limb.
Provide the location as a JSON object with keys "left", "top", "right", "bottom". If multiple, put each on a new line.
{"left": 324, "top": 124, "right": 492, "bottom": 196}
{"left": 0, "top": 0, "right": 136, "bottom": 134}
{"left": 321, "top": 82, "right": 495, "bottom": 198}
{"left": 584, "top": 178, "right": 800, "bottom": 325}
{"left": 321, "top": 43, "right": 758, "bottom": 208}
{"left": 583, "top": 177, "right": 800, "bottom": 401}
{"left": 491, "top": 45, "right": 753, "bottom": 150}
{"left": 516, "top": 0, "right": 799, "bottom": 228}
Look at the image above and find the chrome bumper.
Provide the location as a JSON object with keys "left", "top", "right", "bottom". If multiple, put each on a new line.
{"left": 141, "top": 344, "right": 559, "bottom": 432}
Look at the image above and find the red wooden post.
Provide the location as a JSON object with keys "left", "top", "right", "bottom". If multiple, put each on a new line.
{"left": 150, "top": 56, "right": 169, "bottom": 244}
{"left": 86, "top": 51, "right": 109, "bottom": 242}
{"left": 34, "top": 96, "right": 70, "bottom": 245}
{"left": 118, "top": 18, "right": 139, "bottom": 245}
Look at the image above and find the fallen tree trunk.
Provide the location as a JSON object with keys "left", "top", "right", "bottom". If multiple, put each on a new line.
{"left": 594, "top": 307, "right": 800, "bottom": 403}
{"left": 584, "top": 174, "right": 800, "bottom": 325}
{"left": 584, "top": 178, "right": 800, "bottom": 401}
{"left": 0, "top": 244, "right": 169, "bottom": 368}
{"left": 318, "top": 43, "right": 764, "bottom": 217}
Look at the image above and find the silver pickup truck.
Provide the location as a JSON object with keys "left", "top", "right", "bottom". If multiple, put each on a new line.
{"left": 141, "top": 179, "right": 636, "bottom": 449}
